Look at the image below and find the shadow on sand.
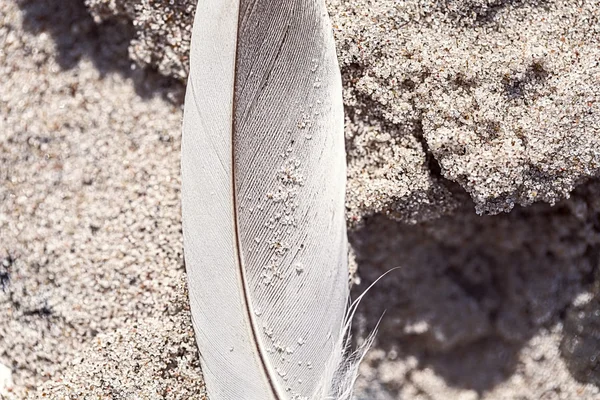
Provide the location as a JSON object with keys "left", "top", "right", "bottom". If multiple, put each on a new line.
{"left": 17, "top": 0, "right": 184, "bottom": 103}
{"left": 350, "top": 182, "right": 600, "bottom": 395}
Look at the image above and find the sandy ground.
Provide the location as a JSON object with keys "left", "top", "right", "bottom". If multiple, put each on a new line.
{"left": 1, "top": 0, "right": 600, "bottom": 399}
{"left": 1, "top": 0, "right": 201, "bottom": 397}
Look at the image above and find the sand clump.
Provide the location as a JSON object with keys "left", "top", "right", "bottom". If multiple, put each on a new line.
{"left": 1, "top": 0, "right": 600, "bottom": 399}
{"left": 331, "top": 0, "right": 600, "bottom": 217}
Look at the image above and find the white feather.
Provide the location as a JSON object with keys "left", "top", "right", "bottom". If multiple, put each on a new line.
{"left": 181, "top": 0, "right": 354, "bottom": 399}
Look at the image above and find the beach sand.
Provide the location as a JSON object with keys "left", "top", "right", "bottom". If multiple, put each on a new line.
{"left": 1, "top": 0, "right": 600, "bottom": 399}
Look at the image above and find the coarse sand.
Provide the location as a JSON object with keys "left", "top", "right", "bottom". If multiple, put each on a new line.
{"left": 1, "top": 0, "right": 600, "bottom": 399}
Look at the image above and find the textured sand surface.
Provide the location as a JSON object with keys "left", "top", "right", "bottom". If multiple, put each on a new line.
{"left": 87, "top": 0, "right": 600, "bottom": 222}
{"left": 1, "top": 0, "right": 600, "bottom": 399}
{"left": 1, "top": 1, "right": 200, "bottom": 397}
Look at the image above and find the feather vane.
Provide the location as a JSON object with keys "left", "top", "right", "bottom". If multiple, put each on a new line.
{"left": 181, "top": 0, "right": 350, "bottom": 398}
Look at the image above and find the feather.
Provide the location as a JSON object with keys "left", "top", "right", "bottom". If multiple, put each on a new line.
{"left": 180, "top": 0, "right": 352, "bottom": 399}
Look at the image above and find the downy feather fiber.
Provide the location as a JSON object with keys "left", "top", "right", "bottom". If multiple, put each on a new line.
{"left": 181, "top": 0, "right": 351, "bottom": 398}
